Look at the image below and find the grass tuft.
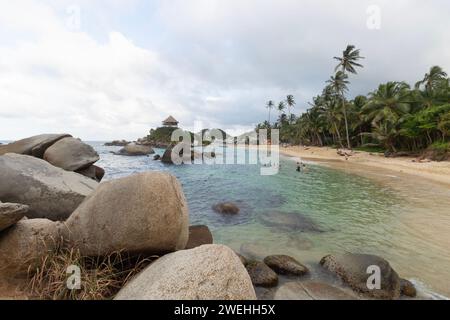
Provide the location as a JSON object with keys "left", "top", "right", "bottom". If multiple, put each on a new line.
{"left": 27, "top": 243, "right": 156, "bottom": 300}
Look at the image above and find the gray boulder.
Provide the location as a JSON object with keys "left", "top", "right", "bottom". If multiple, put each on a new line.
{"left": 43, "top": 137, "right": 99, "bottom": 171}
{"left": 0, "top": 153, "right": 98, "bottom": 221}
{"left": 320, "top": 253, "right": 401, "bottom": 299}
{"left": 0, "top": 134, "right": 71, "bottom": 158}
{"left": 264, "top": 255, "right": 309, "bottom": 276}
{"left": 0, "top": 219, "right": 61, "bottom": 277}
{"left": 0, "top": 203, "right": 29, "bottom": 232}
{"left": 62, "top": 172, "right": 189, "bottom": 256}
{"left": 115, "top": 244, "right": 256, "bottom": 300}
{"left": 115, "top": 143, "right": 154, "bottom": 156}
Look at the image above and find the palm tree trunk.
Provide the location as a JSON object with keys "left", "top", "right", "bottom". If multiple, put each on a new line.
{"left": 333, "top": 122, "right": 344, "bottom": 148}
{"left": 341, "top": 95, "right": 351, "bottom": 149}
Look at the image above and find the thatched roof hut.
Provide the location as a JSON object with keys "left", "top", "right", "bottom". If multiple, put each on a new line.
{"left": 162, "top": 115, "right": 179, "bottom": 127}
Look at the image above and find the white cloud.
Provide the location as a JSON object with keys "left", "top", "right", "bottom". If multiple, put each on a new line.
{"left": 0, "top": 0, "right": 449, "bottom": 140}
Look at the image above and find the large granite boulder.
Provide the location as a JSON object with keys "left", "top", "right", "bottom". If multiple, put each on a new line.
{"left": 0, "top": 134, "right": 71, "bottom": 158}
{"left": 43, "top": 137, "right": 99, "bottom": 171}
{"left": 115, "top": 244, "right": 256, "bottom": 300}
{"left": 62, "top": 172, "right": 189, "bottom": 256}
{"left": 263, "top": 255, "right": 309, "bottom": 276}
{"left": 320, "top": 253, "right": 401, "bottom": 299}
{"left": 185, "top": 225, "right": 213, "bottom": 249}
{"left": 0, "top": 219, "right": 60, "bottom": 277}
{"left": 245, "top": 261, "right": 278, "bottom": 287}
{"left": 0, "top": 154, "right": 98, "bottom": 221}
{"left": 0, "top": 203, "right": 29, "bottom": 232}
{"left": 115, "top": 143, "right": 154, "bottom": 156}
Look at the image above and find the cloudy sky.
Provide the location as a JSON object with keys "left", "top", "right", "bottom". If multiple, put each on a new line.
{"left": 0, "top": 0, "right": 449, "bottom": 140}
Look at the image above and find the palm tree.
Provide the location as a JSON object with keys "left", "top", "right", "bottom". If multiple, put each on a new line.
{"left": 415, "top": 66, "right": 448, "bottom": 92}
{"left": 362, "top": 82, "right": 411, "bottom": 126}
{"left": 286, "top": 95, "right": 296, "bottom": 122}
{"left": 277, "top": 101, "right": 286, "bottom": 116}
{"left": 334, "top": 45, "right": 364, "bottom": 149}
{"left": 266, "top": 100, "right": 274, "bottom": 124}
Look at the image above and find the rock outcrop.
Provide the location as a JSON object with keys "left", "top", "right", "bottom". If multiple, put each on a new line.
{"left": 62, "top": 172, "right": 189, "bottom": 256}
{"left": 0, "top": 154, "right": 98, "bottom": 221}
{"left": 114, "top": 244, "right": 256, "bottom": 300}
{"left": 320, "top": 253, "right": 401, "bottom": 299}
{"left": 0, "top": 134, "right": 71, "bottom": 158}
{"left": 114, "top": 143, "right": 154, "bottom": 156}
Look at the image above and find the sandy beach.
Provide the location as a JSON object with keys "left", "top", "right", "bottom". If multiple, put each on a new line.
{"left": 279, "top": 146, "right": 450, "bottom": 187}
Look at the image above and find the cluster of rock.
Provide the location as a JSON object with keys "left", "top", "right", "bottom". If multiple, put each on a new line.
{"left": 235, "top": 246, "right": 417, "bottom": 300}
{"left": 104, "top": 140, "right": 130, "bottom": 146}
{"left": 113, "top": 143, "right": 155, "bottom": 156}
{"left": 0, "top": 137, "right": 256, "bottom": 299}
{"left": 0, "top": 134, "right": 104, "bottom": 182}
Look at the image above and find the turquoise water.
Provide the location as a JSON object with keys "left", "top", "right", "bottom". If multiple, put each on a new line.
{"left": 92, "top": 142, "right": 450, "bottom": 298}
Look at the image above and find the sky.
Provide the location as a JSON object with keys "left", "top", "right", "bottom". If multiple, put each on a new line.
{"left": 0, "top": 0, "right": 449, "bottom": 140}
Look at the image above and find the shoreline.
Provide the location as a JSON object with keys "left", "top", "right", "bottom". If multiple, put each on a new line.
{"left": 278, "top": 146, "right": 450, "bottom": 187}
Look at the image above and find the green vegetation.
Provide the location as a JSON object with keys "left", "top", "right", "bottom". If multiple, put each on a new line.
{"left": 257, "top": 45, "right": 450, "bottom": 159}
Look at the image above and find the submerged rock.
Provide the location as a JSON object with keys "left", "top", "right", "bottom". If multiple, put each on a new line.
{"left": 115, "top": 143, "right": 154, "bottom": 156}
{"left": 0, "top": 203, "right": 29, "bottom": 232}
{"left": 0, "top": 134, "right": 71, "bottom": 158}
{"left": 263, "top": 255, "right": 309, "bottom": 276}
{"left": 275, "top": 281, "right": 357, "bottom": 300}
{"left": 185, "top": 225, "right": 213, "bottom": 249}
{"left": 0, "top": 219, "right": 60, "bottom": 277}
{"left": 0, "top": 153, "right": 98, "bottom": 221}
{"left": 259, "top": 211, "right": 324, "bottom": 233}
{"left": 235, "top": 252, "right": 248, "bottom": 266}
{"left": 245, "top": 261, "right": 278, "bottom": 287}
{"left": 400, "top": 279, "right": 417, "bottom": 298}
{"left": 43, "top": 137, "right": 99, "bottom": 171}
{"left": 62, "top": 172, "right": 189, "bottom": 256}
{"left": 320, "top": 253, "right": 401, "bottom": 299}
{"left": 212, "top": 202, "right": 240, "bottom": 215}
{"left": 115, "top": 244, "right": 256, "bottom": 300}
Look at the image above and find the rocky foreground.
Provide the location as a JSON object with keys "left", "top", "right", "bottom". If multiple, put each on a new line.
{"left": 0, "top": 134, "right": 417, "bottom": 300}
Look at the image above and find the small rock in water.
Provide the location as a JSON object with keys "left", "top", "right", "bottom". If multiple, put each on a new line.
{"left": 320, "top": 253, "right": 401, "bottom": 299}
{"left": 185, "top": 225, "right": 213, "bottom": 249}
{"left": 0, "top": 203, "right": 29, "bottom": 232}
{"left": 115, "top": 143, "right": 155, "bottom": 156}
{"left": 263, "top": 255, "right": 309, "bottom": 276}
{"left": 212, "top": 202, "right": 240, "bottom": 215}
{"left": 153, "top": 154, "right": 161, "bottom": 161}
{"left": 245, "top": 261, "right": 278, "bottom": 287}
{"left": 259, "top": 211, "right": 324, "bottom": 233}
{"left": 400, "top": 279, "right": 417, "bottom": 297}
